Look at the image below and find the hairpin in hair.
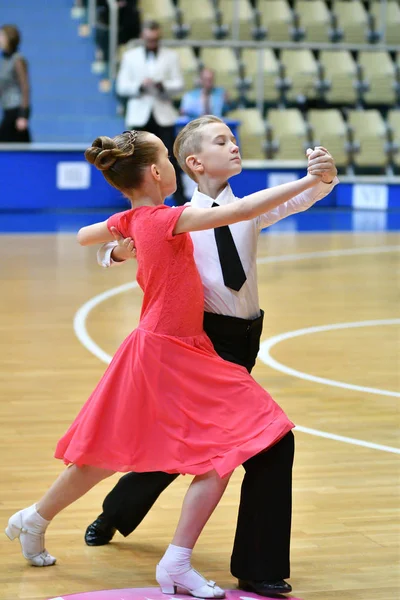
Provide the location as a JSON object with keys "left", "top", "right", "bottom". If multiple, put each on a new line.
{"left": 124, "top": 130, "right": 138, "bottom": 145}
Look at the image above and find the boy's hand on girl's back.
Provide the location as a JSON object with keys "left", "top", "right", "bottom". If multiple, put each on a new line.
{"left": 110, "top": 227, "right": 137, "bottom": 262}
{"left": 306, "top": 146, "right": 337, "bottom": 183}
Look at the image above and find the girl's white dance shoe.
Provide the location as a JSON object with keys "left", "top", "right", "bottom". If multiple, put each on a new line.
{"left": 5, "top": 505, "right": 56, "bottom": 567}
{"left": 156, "top": 564, "right": 225, "bottom": 598}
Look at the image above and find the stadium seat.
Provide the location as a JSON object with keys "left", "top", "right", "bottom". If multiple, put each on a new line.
{"left": 266, "top": 108, "right": 308, "bottom": 160}
{"left": 226, "top": 108, "right": 266, "bottom": 159}
{"left": 240, "top": 48, "right": 280, "bottom": 103}
{"left": 348, "top": 109, "right": 388, "bottom": 170}
{"left": 256, "top": 0, "right": 294, "bottom": 42}
{"left": 169, "top": 46, "right": 199, "bottom": 99}
{"left": 387, "top": 109, "right": 400, "bottom": 169}
{"left": 358, "top": 51, "right": 396, "bottom": 106}
{"left": 332, "top": 0, "right": 369, "bottom": 43}
{"left": 295, "top": 0, "right": 332, "bottom": 42}
{"left": 370, "top": 0, "right": 400, "bottom": 45}
{"left": 280, "top": 49, "right": 319, "bottom": 103}
{"left": 308, "top": 109, "right": 348, "bottom": 168}
{"left": 200, "top": 47, "right": 240, "bottom": 96}
{"left": 178, "top": 0, "right": 216, "bottom": 40}
{"left": 217, "top": 0, "right": 255, "bottom": 40}
{"left": 139, "top": 0, "right": 177, "bottom": 38}
{"left": 320, "top": 50, "right": 358, "bottom": 105}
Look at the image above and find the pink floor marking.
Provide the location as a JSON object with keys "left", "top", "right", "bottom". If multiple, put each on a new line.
{"left": 49, "top": 587, "right": 301, "bottom": 600}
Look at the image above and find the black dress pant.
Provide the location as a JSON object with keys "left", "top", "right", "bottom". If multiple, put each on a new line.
{"left": 0, "top": 108, "right": 31, "bottom": 143}
{"left": 129, "top": 113, "right": 186, "bottom": 206}
{"left": 102, "top": 310, "right": 294, "bottom": 581}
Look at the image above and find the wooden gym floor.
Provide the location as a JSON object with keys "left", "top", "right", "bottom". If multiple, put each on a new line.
{"left": 0, "top": 231, "right": 399, "bottom": 600}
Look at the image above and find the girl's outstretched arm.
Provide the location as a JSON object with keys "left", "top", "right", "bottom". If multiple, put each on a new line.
{"left": 174, "top": 174, "right": 321, "bottom": 235}
{"left": 77, "top": 221, "right": 114, "bottom": 246}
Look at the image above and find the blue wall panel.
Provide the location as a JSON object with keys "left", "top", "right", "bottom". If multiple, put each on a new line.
{"left": 0, "top": 152, "right": 122, "bottom": 210}
{"left": 0, "top": 151, "right": 340, "bottom": 211}
{"left": 0, "top": 150, "right": 398, "bottom": 234}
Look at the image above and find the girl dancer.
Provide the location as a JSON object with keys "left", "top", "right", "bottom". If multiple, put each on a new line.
{"left": 6, "top": 129, "right": 320, "bottom": 598}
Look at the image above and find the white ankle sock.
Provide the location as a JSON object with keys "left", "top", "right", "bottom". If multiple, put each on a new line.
{"left": 159, "top": 544, "right": 192, "bottom": 574}
{"left": 159, "top": 544, "right": 215, "bottom": 591}
{"left": 23, "top": 505, "right": 51, "bottom": 534}
{"left": 13, "top": 504, "right": 55, "bottom": 564}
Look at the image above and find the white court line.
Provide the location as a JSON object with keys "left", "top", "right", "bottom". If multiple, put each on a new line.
{"left": 73, "top": 281, "right": 138, "bottom": 364}
{"left": 73, "top": 245, "right": 400, "bottom": 454}
{"left": 259, "top": 320, "right": 400, "bottom": 453}
{"left": 258, "top": 319, "right": 400, "bottom": 399}
{"left": 294, "top": 425, "right": 400, "bottom": 454}
{"left": 256, "top": 244, "right": 400, "bottom": 264}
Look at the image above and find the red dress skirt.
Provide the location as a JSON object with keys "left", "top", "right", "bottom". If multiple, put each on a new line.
{"left": 55, "top": 205, "right": 294, "bottom": 477}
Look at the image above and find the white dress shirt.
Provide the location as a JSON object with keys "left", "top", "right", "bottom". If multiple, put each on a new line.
{"left": 98, "top": 178, "right": 338, "bottom": 320}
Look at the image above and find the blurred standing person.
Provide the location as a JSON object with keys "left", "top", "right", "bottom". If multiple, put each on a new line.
{"left": 180, "top": 68, "right": 229, "bottom": 119}
{"left": 95, "top": 0, "right": 141, "bottom": 64}
{"left": 0, "top": 25, "right": 31, "bottom": 143}
{"left": 116, "top": 20, "right": 186, "bottom": 205}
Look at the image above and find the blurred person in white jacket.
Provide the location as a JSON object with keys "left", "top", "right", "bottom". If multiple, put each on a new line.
{"left": 116, "top": 19, "right": 186, "bottom": 204}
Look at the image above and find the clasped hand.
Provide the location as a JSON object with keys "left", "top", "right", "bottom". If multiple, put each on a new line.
{"left": 306, "top": 146, "right": 337, "bottom": 183}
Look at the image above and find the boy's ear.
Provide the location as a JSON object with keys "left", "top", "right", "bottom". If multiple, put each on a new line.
{"left": 186, "top": 154, "right": 204, "bottom": 177}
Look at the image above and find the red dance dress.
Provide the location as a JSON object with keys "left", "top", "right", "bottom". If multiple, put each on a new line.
{"left": 55, "top": 205, "right": 294, "bottom": 477}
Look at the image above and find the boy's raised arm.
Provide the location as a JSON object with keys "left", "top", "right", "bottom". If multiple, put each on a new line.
{"left": 255, "top": 146, "right": 338, "bottom": 229}
{"left": 256, "top": 177, "right": 338, "bottom": 230}
{"left": 174, "top": 174, "right": 321, "bottom": 235}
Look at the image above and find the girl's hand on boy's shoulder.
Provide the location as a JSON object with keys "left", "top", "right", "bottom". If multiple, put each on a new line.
{"left": 110, "top": 227, "right": 137, "bottom": 261}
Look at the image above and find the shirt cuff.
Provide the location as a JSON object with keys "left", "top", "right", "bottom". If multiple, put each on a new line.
{"left": 323, "top": 175, "right": 340, "bottom": 187}
{"left": 97, "top": 242, "right": 119, "bottom": 268}
{"left": 313, "top": 175, "right": 339, "bottom": 200}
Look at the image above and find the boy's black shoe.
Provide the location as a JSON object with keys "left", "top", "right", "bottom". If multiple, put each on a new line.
{"left": 238, "top": 579, "right": 292, "bottom": 597}
{"left": 84, "top": 513, "right": 116, "bottom": 546}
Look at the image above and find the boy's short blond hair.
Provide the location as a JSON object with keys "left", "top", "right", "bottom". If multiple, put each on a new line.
{"left": 173, "top": 115, "right": 224, "bottom": 182}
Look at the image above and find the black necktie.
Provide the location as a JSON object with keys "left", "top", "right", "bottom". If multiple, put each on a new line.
{"left": 212, "top": 202, "right": 247, "bottom": 292}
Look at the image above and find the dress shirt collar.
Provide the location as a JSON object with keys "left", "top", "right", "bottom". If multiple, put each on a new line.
{"left": 191, "top": 184, "right": 235, "bottom": 208}
{"left": 145, "top": 47, "right": 159, "bottom": 58}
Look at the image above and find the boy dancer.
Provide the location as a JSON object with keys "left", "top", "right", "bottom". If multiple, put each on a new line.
{"left": 87, "top": 116, "right": 338, "bottom": 596}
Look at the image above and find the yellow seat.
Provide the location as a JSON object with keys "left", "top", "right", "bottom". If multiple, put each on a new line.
{"left": 295, "top": 0, "right": 332, "bottom": 42}
{"left": 348, "top": 109, "right": 388, "bottom": 169}
{"left": 320, "top": 50, "right": 358, "bottom": 105}
{"left": 257, "top": 0, "right": 294, "bottom": 42}
{"left": 280, "top": 49, "right": 319, "bottom": 103}
{"left": 266, "top": 108, "right": 308, "bottom": 160}
{"left": 332, "top": 0, "right": 369, "bottom": 43}
{"left": 200, "top": 48, "right": 240, "bottom": 96}
{"left": 370, "top": 0, "right": 400, "bottom": 46}
{"left": 241, "top": 48, "right": 280, "bottom": 103}
{"left": 308, "top": 109, "right": 348, "bottom": 167}
{"left": 217, "top": 0, "right": 255, "bottom": 40}
{"left": 226, "top": 108, "right": 266, "bottom": 159}
{"left": 387, "top": 109, "right": 400, "bottom": 167}
{"left": 139, "top": 0, "right": 177, "bottom": 38}
{"left": 169, "top": 47, "right": 199, "bottom": 99}
{"left": 179, "top": 0, "right": 216, "bottom": 40}
{"left": 359, "top": 51, "right": 396, "bottom": 106}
